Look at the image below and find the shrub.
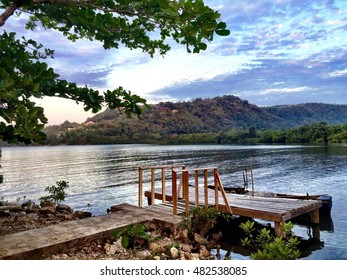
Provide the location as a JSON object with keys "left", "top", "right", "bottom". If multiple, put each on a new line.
{"left": 40, "top": 180, "right": 69, "bottom": 205}
{"left": 113, "top": 224, "right": 150, "bottom": 249}
{"left": 240, "top": 220, "right": 301, "bottom": 260}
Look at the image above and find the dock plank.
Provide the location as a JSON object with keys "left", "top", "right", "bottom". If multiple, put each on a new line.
{"left": 144, "top": 187, "right": 322, "bottom": 223}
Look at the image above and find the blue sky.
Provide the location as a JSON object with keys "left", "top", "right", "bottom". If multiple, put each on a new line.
{"left": 2, "top": 0, "right": 347, "bottom": 124}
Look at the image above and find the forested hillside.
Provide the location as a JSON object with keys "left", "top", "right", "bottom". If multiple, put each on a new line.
{"left": 44, "top": 95, "right": 347, "bottom": 145}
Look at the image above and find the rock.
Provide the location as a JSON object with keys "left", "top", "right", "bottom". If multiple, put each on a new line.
{"left": 0, "top": 210, "right": 11, "bottom": 217}
{"left": 181, "top": 244, "right": 192, "bottom": 253}
{"left": 199, "top": 245, "right": 211, "bottom": 258}
{"left": 170, "top": 247, "right": 179, "bottom": 259}
{"left": 194, "top": 233, "right": 208, "bottom": 245}
{"left": 21, "top": 200, "right": 34, "bottom": 209}
{"left": 39, "top": 206, "right": 56, "bottom": 215}
{"left": 0, "top": 201, "right": 5, "bottom": 206}
{"left": 191, "top": 253, "right": 200, "bottom": 260}
{"left": 0, "top": 205, "right": 22, "bottom": 212}
{"left": 56, "top": 213, "right": 74, "bottom": 220}
{"left": 149, "top": 242, "right": 159, "bottom": 252}
{"left": 153, "top": 256, "right": 160, "bottom": 260}
{"left": 56, "top": 204, "right": 73, "bottom": 214}
{"left": 40, "top": 200, "right": 56, "bottom": 208}
{"left": 104, "top": 243, "right": 118, "bottom": 255}
{"left": 73, "top": 210, "right": 92, "bottom": 219}
{"left": 136, "top": 250, "right": 152, "bottom": 259}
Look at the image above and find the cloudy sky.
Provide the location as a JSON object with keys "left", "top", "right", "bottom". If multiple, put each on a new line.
{"left": 2, "top": 0, "right": 347, "bottom": 124}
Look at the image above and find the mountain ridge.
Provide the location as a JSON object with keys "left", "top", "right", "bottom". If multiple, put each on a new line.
{"left": 44, "top": 95, "right": 347, "bottom": 144}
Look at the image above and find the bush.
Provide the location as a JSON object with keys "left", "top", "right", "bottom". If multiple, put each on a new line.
{"left": 240, "top": 220, "right": 301, "bottom": 260}
{"left": 113, "top": 224, "right": 150, "bottom": 249}
{"left": 40, "top": 180, "right": 69, "bottom": 205}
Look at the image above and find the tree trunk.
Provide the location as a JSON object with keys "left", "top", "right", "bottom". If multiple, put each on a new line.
{"left": 0, "top": 3, "right": 20, "bottom": 27}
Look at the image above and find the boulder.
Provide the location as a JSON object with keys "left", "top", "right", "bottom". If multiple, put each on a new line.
{"left": 0, "top": 210, "right": 11, "bottom": 217}
{"left": 40, "top": 200, "right": 56, "bottom": 208}
{"left": 194, "top": 233, "right": 208, "bottom": 245}
{"left": 39, "top": 206, "right": 56, "bottom": 215}
{"left": 73, "top": 210, "right": 92, "bottom": 219}
{"left": 56, "top": 204, "right": 73, "bottom": 214}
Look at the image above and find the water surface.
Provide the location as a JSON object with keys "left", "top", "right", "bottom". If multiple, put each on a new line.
{"left": 1, "top": 144, "right": 346, "bottom": 259}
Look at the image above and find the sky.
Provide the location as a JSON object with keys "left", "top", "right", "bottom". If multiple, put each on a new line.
{"left": 2, "top": 0, "right": 347, "bottom": 125}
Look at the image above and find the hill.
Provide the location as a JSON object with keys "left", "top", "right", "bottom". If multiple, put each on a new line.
{"left": 44, "top": 95, "right": 347, "bottom": 145}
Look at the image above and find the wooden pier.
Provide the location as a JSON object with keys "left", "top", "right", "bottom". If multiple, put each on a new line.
{"left": 138, "top": 165, "right": 322, "bottom": 237}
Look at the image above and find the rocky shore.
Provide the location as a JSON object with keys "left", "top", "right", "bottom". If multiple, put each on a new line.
{"left": 0, "top": 200, "right": 221, "bottom": 260}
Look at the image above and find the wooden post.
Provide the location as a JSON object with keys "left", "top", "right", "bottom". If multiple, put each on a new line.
{"left": 311, "top": 208, "right": 320, "bottom": 240}
{"left": 311, "top": 209, "right": 320, "bottom": 224}
{"left": 151, "top": 168, "right": 155, "bottom": 205}
{"left": 138, "top": 167, "right": 143, "bottom": 208}
{"left": 250, "top": 157, "right": 254, "bottom": 197}
{"left": 195, "top": 170, "right": 199, "bottom": 208}
{"left": 183, "top": 171, "right": 190, "bottom": 214}
{"left": 274, "top": 222, "right": 286, "bottom": 237}
{"left": 214, "top": 169, "right": 219, "bottom": 209}
{"left": 204, "top": 169, "right": 208, "bottom": 209}
{"left": 161, "top": 167, "right": 166, "bottom": 203}
{"left": 172, "top": 170, "right": 177, "bottom": 215}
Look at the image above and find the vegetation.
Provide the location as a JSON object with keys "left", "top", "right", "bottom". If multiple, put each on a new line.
{"left": 113, "top": 223, "right": 150, "bottom": 250}
{"left": 40, "top": 180, "right": 69, "bottom": 205}
{"left": 240, "top": 220, "right": 301, "bottom": 260}
{"left": 180, "top": 207, "right": 223, "bottom": 237}
{"left": 0, "top": 0, "right": 229, "bottom": 144}
{"left": 43, "top": 95, "right": 347, "bottom": 145}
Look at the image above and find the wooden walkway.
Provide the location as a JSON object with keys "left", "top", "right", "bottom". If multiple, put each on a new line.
{"left": 139, "top": 165, "right": 322, "bottom": 237}
{"left": 0, "top": 204, "right": 181, "bottom": 260}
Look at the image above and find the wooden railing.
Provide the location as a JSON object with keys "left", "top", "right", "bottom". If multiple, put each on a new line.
{"left": 138, "top": 165, "right": 185, "bottom": 208}
{"left": 172, "top": 167, "right": 232, "bottom": 215}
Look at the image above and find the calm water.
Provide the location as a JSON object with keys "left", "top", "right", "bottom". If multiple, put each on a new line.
{"left": 0, "top": 144, "right": 346, "bottom": 260}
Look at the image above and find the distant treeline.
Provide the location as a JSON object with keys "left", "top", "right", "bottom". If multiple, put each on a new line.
{"left": 44, "top": 122, "right": 347, "bottom": 145}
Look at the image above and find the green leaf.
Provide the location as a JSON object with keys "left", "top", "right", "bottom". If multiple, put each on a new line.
{"left": 217, "top": 22, "right": 227, "bottom": 29}
{"left": 121, "top": 234, "right": 129, "bottom": 248}
{"left": 203, "top": 22, "right": 217, "bottom": 31}
{"left": 215, "top": 29, "right": 230, "bottom": 36}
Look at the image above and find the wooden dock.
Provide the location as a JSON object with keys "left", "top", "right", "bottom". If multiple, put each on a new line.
{"left": 138, "top": 165, "right": 322, "bottom": 237}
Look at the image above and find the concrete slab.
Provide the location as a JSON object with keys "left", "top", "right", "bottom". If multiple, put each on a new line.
{"left": 0, "top": 204, "right": 182, "bottom": 260}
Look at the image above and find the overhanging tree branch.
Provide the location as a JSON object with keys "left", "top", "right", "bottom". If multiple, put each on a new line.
{"left": 0, "top": 1, "right": 20, "bottom": 26}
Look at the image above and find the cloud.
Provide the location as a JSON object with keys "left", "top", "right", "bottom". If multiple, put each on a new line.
{"left": 259, "top": 87, "right": 313, "bottom": 95}
{"left": 327, "top": 68, "right": 347, "bottom": 78}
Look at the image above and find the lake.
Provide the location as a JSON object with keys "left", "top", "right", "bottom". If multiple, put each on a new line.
{"left": 0, "top": 144, "right": 346, "bottom": 260}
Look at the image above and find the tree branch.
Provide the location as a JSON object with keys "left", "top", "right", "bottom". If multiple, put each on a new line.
{"left": 0, "top": 2, "right": 21, "bottom": 27}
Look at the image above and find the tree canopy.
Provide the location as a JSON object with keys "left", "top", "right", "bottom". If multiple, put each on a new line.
{"left": 0, "top": 0, "right": 230, "bottom": 144}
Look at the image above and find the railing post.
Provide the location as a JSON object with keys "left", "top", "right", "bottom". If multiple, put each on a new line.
{"left": 214, "top": 168, "right": 219, "bottom": 209}
{"left": 204, "top": 169, "right": 208, "bottom": 209}
{"left": 172, "top": 169, "right": 178, "bottom": 215}
{"left": 195, "top": 170, "right": 199, "bottom": 208}
{"left": 138, "top": 167, "right": 143, "bottom": 208}
{"left": 151, "top": 168, "right": 155, "bottom": 205}
{"left": 162, "top": 167, "right": 166, "bottom": 203}
{"left": 183, "top": 170, "right": 190, "bottom": 214}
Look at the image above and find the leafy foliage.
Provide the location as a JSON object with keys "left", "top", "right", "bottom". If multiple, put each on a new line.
{"left": 240, "top": 220, "right": 301, "bottom": 260}
{"left": 0, "top": 0, "right": 229, "bottom": 144}
{"left": 180, "top": 207, "right": 223, "bottom": 237}
{"left": 113, "top": 224, "right": 150, "bottom": 249}
{"left": 40, "top": 180, "right": 69, "bottom": 205}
